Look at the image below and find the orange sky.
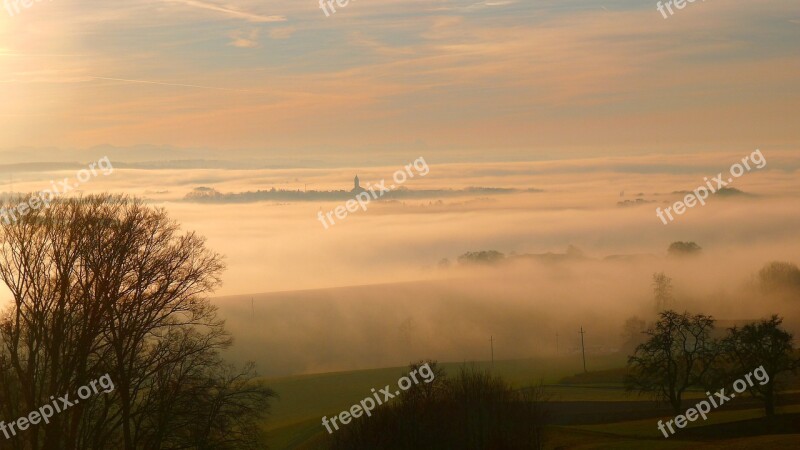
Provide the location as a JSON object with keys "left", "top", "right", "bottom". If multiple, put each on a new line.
{"left": 0, "top": 0, "right": 798, "bottom": 159}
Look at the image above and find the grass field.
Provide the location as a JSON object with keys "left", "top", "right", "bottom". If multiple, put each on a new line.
{"left": 264, "top": 354, "right": 626, "bottom": 426}
{"left": 261, "top": 356, "right": 800, "bottom": 449}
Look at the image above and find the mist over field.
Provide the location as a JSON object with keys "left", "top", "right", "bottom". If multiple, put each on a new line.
{"left": 216, "top": 252, "right": 800, "bottom": 377}
{"left": 0, "top": 149, "right": 798, "bottom": 295}
{"left": 2, "top": 149, "right": 798, "bottom": 379}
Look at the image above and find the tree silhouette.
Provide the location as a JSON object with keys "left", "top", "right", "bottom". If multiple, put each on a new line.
{"left": 667, "top": 241, "right": 702, "bottom": 257}
{"left": 457, "top": 251, "right": 505, "bottom": 265}
{"left": 758, "top": 261, "right": 800, "bottom": 296}
{"left": 0, "top": 195, "right": 274, "bottom": 450}
{"left": 626, "top": 311, "right": 718, "bottom": 413}
{"left": 327, "top": 363, "right": 548, "bottom": 450}
{"left": 652, "top": 272, "right": 674, "bottom": 311}
{"left": 721, "top": 315, "right": 798, "bottom": 417}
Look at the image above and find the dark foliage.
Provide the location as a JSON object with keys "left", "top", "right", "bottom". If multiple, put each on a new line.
{"left": 326, "top": 363, "right": 548, "bottom": 450}
{"left": 0, "top": 195, "right": 275, "bottom": 450}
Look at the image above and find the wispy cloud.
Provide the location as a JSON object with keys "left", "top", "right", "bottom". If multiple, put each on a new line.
{"left": 458, "top": 0, "right": 517, "bottom": 12}
{"left": 165, "top": 0, "right": 285, "bottom": 23}
{"left": 229, "top": 29, "right": 260, "bottom": 48}
{"left": 89, "top": 76, "right": 269, "bottom": 93}
{"left": 1, "top": 0, "right": 797, "bottom": 154}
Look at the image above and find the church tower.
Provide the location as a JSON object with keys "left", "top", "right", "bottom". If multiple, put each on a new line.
{"left": 352, "top": 175, "right": 366, "bottom": 194}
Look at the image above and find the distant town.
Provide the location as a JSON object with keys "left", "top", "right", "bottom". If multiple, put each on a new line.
{"left": 183, "top": 176, "right": 535, "bottom": 203}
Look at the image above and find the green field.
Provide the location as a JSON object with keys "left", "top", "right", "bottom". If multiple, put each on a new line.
{"left": 263, "top": 354, "right": 624, "bottom": 448}
{"left": 261, "top": 355, "right": 800, "bottom": 449}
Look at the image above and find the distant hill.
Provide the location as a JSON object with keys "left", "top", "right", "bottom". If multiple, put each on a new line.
{"left": 669, "top": 187, "right": 754, "bottom": 198}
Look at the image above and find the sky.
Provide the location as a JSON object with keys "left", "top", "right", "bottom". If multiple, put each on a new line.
{"left": 0, "top": 0, "right": 798, "bottom": 161}
{"left": 0, "top": 2, "right": 799, "bottom": 376}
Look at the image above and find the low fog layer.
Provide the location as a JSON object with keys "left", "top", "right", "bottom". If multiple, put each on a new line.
{"left": 1, "top": 150, "right": 798, "bottom": 378}
{"left": 216, "top": 253, "right": 800, "bottom": 377}
{"left": 4, "top": 149, "right": 794, "bottom": 295}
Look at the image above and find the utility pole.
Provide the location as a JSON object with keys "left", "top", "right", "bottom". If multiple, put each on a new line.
{"left": 580, "top": 327, "right": 587, "bottom": 373}
{"left": 251, "top": 298, "right": 254, "bottom": 314}
{"left": 556, "top": 332, "right": 559, "bottom": 354}
{"left": 490, "top": 335, "right": 495, "bottom": 369}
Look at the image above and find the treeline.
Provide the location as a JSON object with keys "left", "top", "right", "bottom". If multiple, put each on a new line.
{"left": 183, "top": 186, "right": 521, "bottom": 204}
{"left": 626, "top": 311, "right": 799, "bottom": 416}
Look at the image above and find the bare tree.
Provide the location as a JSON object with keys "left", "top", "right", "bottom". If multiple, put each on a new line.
{"left": 721, "top": 315, "right": 798, "bottom": 417}
{"left": 652, "top": 272, "right": 674, "bottom": 312}
{"left": 626, "top": 310, "right": 718, "bottom": 413}
{"left": 0, "top": 195, "right": 274, "bottom": 450}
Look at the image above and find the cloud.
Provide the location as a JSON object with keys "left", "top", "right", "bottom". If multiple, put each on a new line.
{"left": 89, "top": 76, "right": 268, "bottom": 93}
{"left": 1, "top": 0, "right": 797, "bottom": 152}
{"left": 166, "top": 0, "right": 285, "bottom": 23}
{"left": 465, "top": 0, "right": 516, "bottom": 12}
{"left": 229, "top": 29, "right": 260, "bottom": 48}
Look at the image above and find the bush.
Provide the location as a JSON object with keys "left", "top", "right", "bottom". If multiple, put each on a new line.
{"left": 326, "top": 364, "right": 548, "bottom": 450}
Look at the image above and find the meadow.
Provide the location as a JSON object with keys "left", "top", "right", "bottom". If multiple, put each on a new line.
{"left": 260, "top": 355, "right": 800, "bottom": 449}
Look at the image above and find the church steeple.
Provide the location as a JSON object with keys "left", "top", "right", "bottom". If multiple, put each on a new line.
{"left": 352, "top": 175, "right": 367, "bottom": 194}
